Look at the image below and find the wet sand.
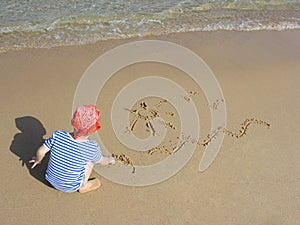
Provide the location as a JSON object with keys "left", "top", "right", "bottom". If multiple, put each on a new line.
{"left": 1, "top": 30, "right": 300, "bottom": 224}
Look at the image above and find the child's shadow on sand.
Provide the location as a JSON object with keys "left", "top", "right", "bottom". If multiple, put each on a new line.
{"left": 10, "top": 116, "right": 52, "bottom": 188}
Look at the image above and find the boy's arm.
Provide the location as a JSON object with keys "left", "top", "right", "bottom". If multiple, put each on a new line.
{"left": 30, "top": 145, "right": 50, "bottom": 169}
{"left": 99, "top": 156, "right": 115, "bottom": 165}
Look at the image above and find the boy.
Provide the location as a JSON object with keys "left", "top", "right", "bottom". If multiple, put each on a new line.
{"left": 30, "top": 105, "right": 115, "bottom": 193}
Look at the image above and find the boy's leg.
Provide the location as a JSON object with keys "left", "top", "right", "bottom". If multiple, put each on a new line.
{"left": 83, "top": 161, "right": 94, "bottom": 186}
{"left": 78, "top": 161, "right": 101, "bottom": 193}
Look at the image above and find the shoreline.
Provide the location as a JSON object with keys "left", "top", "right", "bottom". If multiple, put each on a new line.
{"left": 1, "top": 28, "right": 300, "bottom": 55}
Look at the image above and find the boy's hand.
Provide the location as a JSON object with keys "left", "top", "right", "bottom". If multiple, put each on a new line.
{"left": 29, "top": 157, "right": 41, "bottom": 169}
{"left": 108, "top": 156, "right": 115, "bottom": 165}
{"left": 29, "top": 145, "right": 49, "bottom": 169}
{"left": 99, "top": 156, "right": 115, "bottom": 165}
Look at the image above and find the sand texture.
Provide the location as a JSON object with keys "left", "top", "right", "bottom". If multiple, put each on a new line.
{"left": 1, "top": 30, "right": 300, "bottom": 225}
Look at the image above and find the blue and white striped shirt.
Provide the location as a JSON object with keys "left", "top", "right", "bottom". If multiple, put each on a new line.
{"left": 44, "top": 130, "right": 102, "bottom": 192}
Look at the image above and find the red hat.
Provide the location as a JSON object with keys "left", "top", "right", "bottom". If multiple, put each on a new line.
{"left": 72, "top": 105, "right": 100, "bottom": 139}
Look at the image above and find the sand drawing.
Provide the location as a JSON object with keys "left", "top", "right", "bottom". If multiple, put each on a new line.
{"left": 209, "top": 98, "right": 225, "bottom": 110}
{"left": 183, "top": 91, "right": 199, "bottom": 102}
{"left": 196, "top": 118, "right": 271, "bottom": 147}
{"left": 112, "top": 153, "right": 135, "bottom": 173}
{"left": 148, "top": 135, "right": 191, "bottom": 155}
{"left": 183, "top": 91, "right": 225, "bottom": 110}
{"left": 125, "top": 100, "right": 171, "bottom": 136}
{"left": 117, "top": 95, "right": 271, "bottom": 173}
{"left": 147, "top": 117, "right": 270, "bottom": 156}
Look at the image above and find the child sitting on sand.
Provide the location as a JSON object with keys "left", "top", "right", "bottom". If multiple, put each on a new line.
{"left": 30, "top": 104, "right": 115, "bottom": 193}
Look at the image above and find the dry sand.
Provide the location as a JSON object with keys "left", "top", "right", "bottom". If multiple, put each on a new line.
{"left": 1, "top": 30, "right": 300, "bottom": 225}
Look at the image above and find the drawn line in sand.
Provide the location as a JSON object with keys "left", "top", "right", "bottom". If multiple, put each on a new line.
{"left": 112, "top": 152, "right": 135, "bottom": 174}
{"left": 196, "top": 118, "right": 271, "bottom": 147}
{"left": 148, "top": 117, "right": 270, "bottom": 155}
{"left": 183, "top": 91, "right": 225, "bottom": 110}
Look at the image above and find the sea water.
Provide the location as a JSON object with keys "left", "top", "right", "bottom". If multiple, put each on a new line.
{"left": 1, "top": 0, "right": 299, "bottom": 52}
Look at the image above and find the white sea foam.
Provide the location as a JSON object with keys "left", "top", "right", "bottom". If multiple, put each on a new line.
{"left": 0, "top": 0, "right": 299, "bottom": 53}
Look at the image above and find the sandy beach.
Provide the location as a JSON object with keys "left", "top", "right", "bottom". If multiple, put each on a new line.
{"left": 1, "top": 30, "right": 300, "bottom": 225}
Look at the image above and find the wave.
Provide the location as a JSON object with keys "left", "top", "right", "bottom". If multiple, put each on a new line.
{"left": 1, "top": 0, "right": 299, "bottom": 53}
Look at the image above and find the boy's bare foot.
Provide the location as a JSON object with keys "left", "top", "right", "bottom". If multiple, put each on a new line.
{"left": 78, "top": 178, "right": 101, "bottom": 193}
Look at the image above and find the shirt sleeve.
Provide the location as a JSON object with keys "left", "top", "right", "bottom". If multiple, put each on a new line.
{"left": 91, "top": 141, "right": 103, "bottom": 163}
{"left": 43, "top": 131, "right": 57, "bottom": 150}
